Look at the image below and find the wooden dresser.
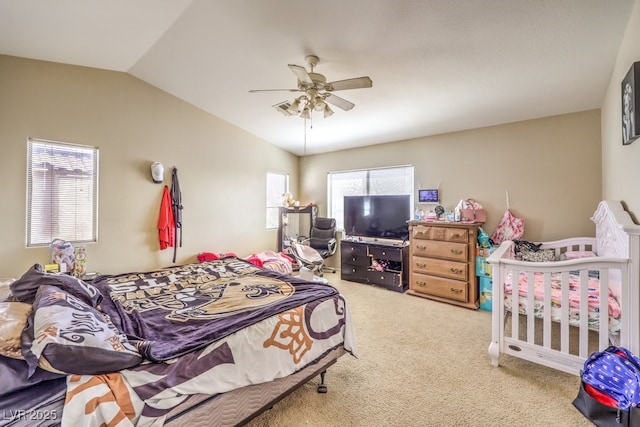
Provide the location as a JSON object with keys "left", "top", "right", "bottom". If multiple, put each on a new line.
{"left": 407, "top": 221, "right": 480, "bottom": 309}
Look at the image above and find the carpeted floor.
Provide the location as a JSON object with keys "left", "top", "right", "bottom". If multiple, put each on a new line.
{"left": 246, "top": 275, "right": 591, "bottom": 427}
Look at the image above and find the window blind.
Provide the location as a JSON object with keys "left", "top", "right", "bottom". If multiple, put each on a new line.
{"left": 26, "top": 138, "right": 99, "bottom": 246}
{"left": 327, "top": 165, "right": 414, "bottom": 230}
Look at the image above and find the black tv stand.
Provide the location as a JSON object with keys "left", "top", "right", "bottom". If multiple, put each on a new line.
{"left": 340, "top": 239, "right": 409, "bottom": 292}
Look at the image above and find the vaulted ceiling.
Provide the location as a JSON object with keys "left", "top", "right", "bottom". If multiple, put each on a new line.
{"left": 0, "top": 0, "right": 635, "bottom": 155}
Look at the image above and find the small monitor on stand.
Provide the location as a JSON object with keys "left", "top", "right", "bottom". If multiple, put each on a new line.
{"left": 418, "top": 189, "right": 439, "bottom": 203}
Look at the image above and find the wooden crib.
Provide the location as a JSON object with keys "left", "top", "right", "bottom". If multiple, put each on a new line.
{"left": 487, "top": 200, "right": 640, "bottom": 375}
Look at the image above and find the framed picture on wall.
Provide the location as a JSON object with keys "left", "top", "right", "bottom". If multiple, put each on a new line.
{"left": 622, "top": 61, "right": 640, "bottom": 145}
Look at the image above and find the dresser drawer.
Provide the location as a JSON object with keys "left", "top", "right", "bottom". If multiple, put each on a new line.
{"left": 369, "top": 245, "right": 403, "bottom": 262}
{"left": 341, "top": 252, "right": 370, "bottom": 266}
{"left": 341, "top": 242, "right": 367, "bottom": 257}
{"left": 412, "top": 225, "right": 469, "bottom": 242}
{"left": 411, "top": 256, "right": 467, "bottom": 280}
{"left": 368, "top": 270, "right": 402, "bottom": 288}
{"left": 341, "top": 264, "right": 368, "bottom": 281}
{"left": 412, "top": 240, "right": 468, "bottom": 262}
{"left": 411, "top": 273, "right": 468, "bottom": 302}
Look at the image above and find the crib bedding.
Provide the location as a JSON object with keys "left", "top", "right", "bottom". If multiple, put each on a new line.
{"left": 1, "top": 257, "right": 356, "bottom": 426}
{"left": 503, "top": 270, "right": 622, "bottom": 333}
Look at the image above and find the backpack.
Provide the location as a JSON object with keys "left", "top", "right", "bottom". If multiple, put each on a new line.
{"left": 573, "top": 346, "right": 640, "bottom": 426}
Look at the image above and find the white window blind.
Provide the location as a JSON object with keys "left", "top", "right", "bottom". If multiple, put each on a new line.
{"left": 266, "top": 172, "right": 289, "bottom": 229}
{"left": 26, "top": 138, "right": 99, "bottom": 246}
{"left": 328, "top": 165, "right": 414, "bottom": 230}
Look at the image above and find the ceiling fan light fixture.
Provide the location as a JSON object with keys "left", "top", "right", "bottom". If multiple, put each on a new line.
{"left": 300, "top": 108, "right": 311, "bottom": 119}
{"left": 313, "top": 97, "right": 325, "bottom": 111}
{"left": 287, "top": 98, "right": 300, "bottom": 114}
{"left": 323, "top": 104, "right": 334, "bottom": 118}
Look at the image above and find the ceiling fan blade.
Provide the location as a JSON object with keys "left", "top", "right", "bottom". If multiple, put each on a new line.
{"left": 249, "top": 88, "right": 301, "bottom": 93}
{"left": 327, "top": 76, "right": 372, "bottom": 91}
{"left": 288, "top": 64, "right": 313, "bottom": 84}
{"left": 325, "top": 93, "right": 355, "bottom": 111}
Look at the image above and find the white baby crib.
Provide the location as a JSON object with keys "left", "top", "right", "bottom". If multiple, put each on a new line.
{"left": 487, "top": 200, "right": 640, "bottom": 375}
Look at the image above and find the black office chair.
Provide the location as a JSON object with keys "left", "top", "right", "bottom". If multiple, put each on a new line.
{"left": 305, "top": 217, "right": 337, "bottom": 273}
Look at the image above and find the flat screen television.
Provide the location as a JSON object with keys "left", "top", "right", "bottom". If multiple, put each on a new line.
{"left": 344, "top": 195, "right": 411, "bottom": 241}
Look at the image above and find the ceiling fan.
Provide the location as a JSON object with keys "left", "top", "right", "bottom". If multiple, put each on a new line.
{"left": 249, "top": 55, "right": 372, "bottom": 119}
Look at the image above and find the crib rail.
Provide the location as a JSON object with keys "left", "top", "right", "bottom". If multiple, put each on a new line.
{"left": 538, "top": 237, "right": 596, "bottom": 258}
{"left": 487, "top": 239, "right": 630, "bottom": 376}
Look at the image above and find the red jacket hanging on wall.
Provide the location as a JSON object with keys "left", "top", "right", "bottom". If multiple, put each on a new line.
{"left": 158, "top": 185, "right": 175, "bottom": 250}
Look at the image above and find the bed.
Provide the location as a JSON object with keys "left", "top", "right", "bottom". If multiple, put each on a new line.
{"left": 0, "top": 256, "right": 357, "bottom": 426}
{"left": 487, "top": 200, "right": 640, "bottom": 376}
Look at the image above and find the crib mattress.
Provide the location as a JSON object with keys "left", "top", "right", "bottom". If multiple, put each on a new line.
{"left": 503, "top": 270, "right": 621, "bottom": 333}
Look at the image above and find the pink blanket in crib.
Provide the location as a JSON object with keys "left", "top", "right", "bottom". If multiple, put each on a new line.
{"left": 504, "top": 271, "right": 621, "bottom": 320}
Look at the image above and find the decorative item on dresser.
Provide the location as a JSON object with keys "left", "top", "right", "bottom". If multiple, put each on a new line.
{"left": 340, "top": 239, "right": 409, "bottom": 292}
{"left": 407, "top": 221, "right": 480, "bottom": 309}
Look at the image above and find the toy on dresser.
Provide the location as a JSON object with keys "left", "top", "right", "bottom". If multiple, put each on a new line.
{"left": 49, "top": 239, "right": 74, "bottom": 273}
{"left": 73, "top": 246, "right": 87, "bottom": 278}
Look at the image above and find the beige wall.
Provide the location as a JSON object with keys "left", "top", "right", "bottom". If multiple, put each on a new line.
{"left": 0, "top": 55, "right": 298, "bottom": 278}
{"left": 602, "top": 0, "right": 640, "bottom": 220}
{"left": 301, "top": 110, "right": 602, "bottom": 243}
{"left": 6, "top": 19, "right": 635, "bottom": 279}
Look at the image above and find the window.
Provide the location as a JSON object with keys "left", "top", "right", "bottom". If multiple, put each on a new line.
{"left": 26, "top": 138, "right": 99, "bottom": 246}
{"left": 328, "top": 165, "right": 414, "bottom": 230}
{"left": 266, "top": 172, "right": 289, "bottom": 229}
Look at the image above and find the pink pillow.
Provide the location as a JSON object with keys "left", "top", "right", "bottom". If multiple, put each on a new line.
{"left": 563, "top": 251, "right": 596, "bottom": 260}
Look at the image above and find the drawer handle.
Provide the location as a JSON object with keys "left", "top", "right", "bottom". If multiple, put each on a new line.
{"left": 450, "top": 288, "right": 463, "bottom": 294}
{"left": 450, "top": 249, "right": 463, "bottom": 255}
{"left": 416, "top": 263, "right": 427, "bottom": 268}
{"left": 381, "top": 251, "right": 386, "bottom": 255}
{"left": 416, "top": 281, "right": 427, "bottom": 287}
{"left": 416, "top": 245, "right": 427, "bottom": 250}
{"left": 351, "top": 257, "right": 357, "bottom": 262}
{"left": 450, "top": 268, "right": 463, "bottom": 274}
{"left": 452, "top": 233, "right": 462, "bottom": 238}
